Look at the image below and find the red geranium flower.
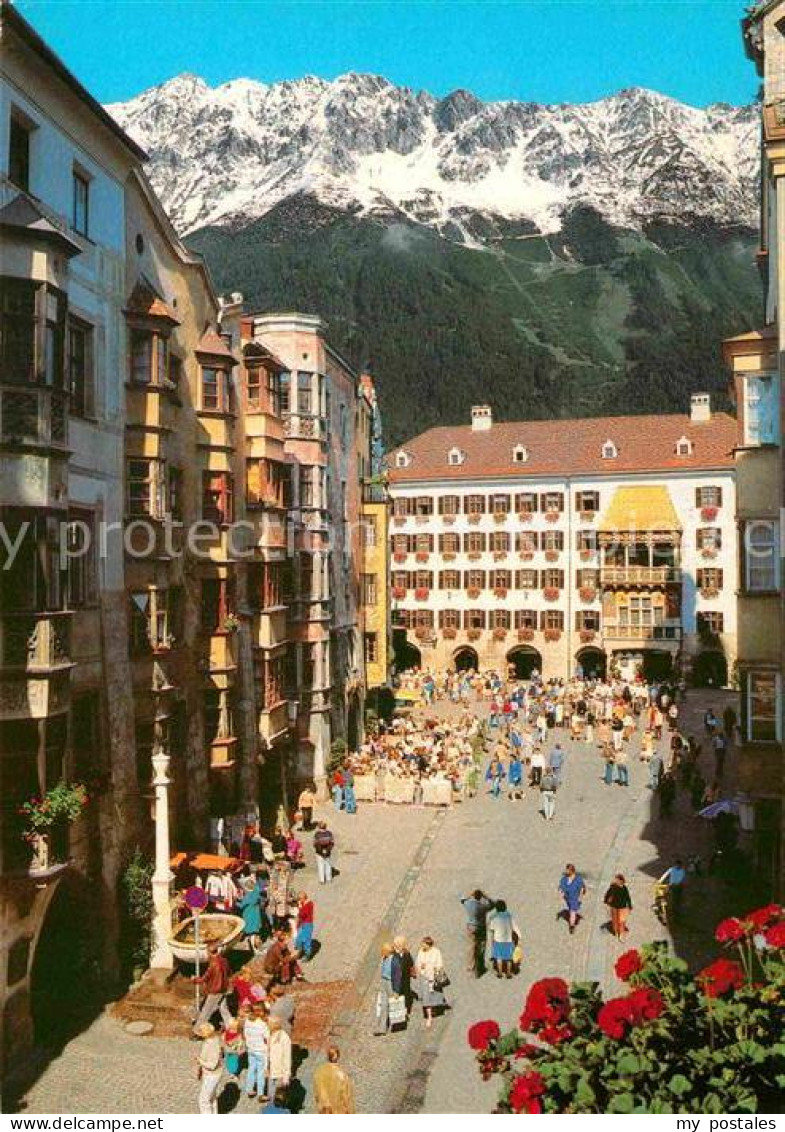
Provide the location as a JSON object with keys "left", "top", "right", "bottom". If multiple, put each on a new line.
{"left": 614, "top": 949, "right": 643, "bottom": 981}
{"left": 509, "top": 1071, "right": 546, "bottom": 1114}
{"left": 597, "top": 996, "right": 634, "bottom": 1039}
{"left": 764, "top": 922, "right": 785, "bottom": 949}
{"left": 627, "top": 987, "right": 664, "bottom": 1022}
{"left": 697, "top": 958, "right": 745, "bottom": 999}
{"left": 744, "top": 904, "right": 783, "bottom": 931}
{"left": 715, "top": 917, "right": 746, "bottom": 944}
{"left": 514, "top": 1043, "right": 541, "bottom": 1060}
{"left": 520, "top": 977, "right": 571, "bottom": 1031}
{"left": 539, "top": 1023, "right": 573, "bottom": 1045}
{"left": 467, "top": 1020, "right": 501, "bottom": 1051}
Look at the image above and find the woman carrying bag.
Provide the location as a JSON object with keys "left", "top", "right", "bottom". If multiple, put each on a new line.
{"left": 415, "top": 936, "right": 448, "bottom": 1030}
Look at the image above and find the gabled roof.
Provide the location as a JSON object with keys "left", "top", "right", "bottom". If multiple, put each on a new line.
{"left": 196, "top": 327, "right": 238, "bottom": 364}
{"left": 387, "top": 411, "right": 736, "bottom": 482}
{"left": 0, "top": 193, "right": 82, "bottom": 256}
{"left": 124, "top": 276, "right": 180, "bottom": 325}
{"left": 243, "top": 341, "right": 287, "bottom": 371}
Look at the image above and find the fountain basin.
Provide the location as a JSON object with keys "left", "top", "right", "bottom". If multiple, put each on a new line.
{"left": 169, "top": 913, "right": 245, "bottom": 964}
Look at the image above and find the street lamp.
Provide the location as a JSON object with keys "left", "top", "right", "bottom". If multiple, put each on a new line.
{"left": 150, "top": 694, "right": 174, "bottom": 970}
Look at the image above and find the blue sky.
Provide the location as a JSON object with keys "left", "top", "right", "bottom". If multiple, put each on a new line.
{"left": 18, "top": 0, "right": 757, "bottom": 107}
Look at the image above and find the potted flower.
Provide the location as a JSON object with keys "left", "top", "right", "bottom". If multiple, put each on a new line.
{"left": 700, "top": 586, "right": 720, "bottom": 599}
{"left": 414, "top": 587, "right": 429, "bottom": 601}
{"left": 579, "top": 586, "right": 597, "bottom": 603}
{"left": 701, "top": 505, "right": 718, "bottom": 521}
{"left": 393, "top": 515, "right": 406, "bottom": 527}
{"left": 392, "top": 585, "right": 406, "bottom": 600}
{"left": 493, "top": 511, "right": 508, "bottom": 524}
{"left": 701, "top": 546, "right": 718, "bottom": 560}
{"left": 518, "top": 627, "right": 535, "bottom": 642}
{"left": 580, "top": 510, "right": 596, "bottom": 523}
{"left": 442, "top": 626, "right": 457, "bottom": 640}
{"left": 467, "top": 552, "right": 482, "bottom": 562}
{"left": 493, "top": 627, "right": 507, "bottom": 641}
{"left": 443, "top": 551, "right": 457, "bottom": 562}
{"left": 545, "top": 510, "right": 560, "bottom": 523}
{"left": 20, "top": 782, "right": 88, "bottom": 872}
{"left": 414, "top": 625, "right": 432, "bottom": 641}
{"left": 545, "top": 549, "right": 560, "bottom": 562}
{"left": 543, "top": 586, "right": 560, "bottom": 601}
{"left": 580, "top": 628, "right": 596, "bottom": 643}
{"left": 494, "top": 587, "right": 508, "bottom": 599}
{"left": 415, "top": 514, "right": 429, "bottom": 525}
{"left": 467, "top": 513, "right": 481, "bottom": 525}
{"left": 493, "top": 551, "right": 508, "bottom": 562}
{"left": 467, "top": 586, "right": 481, "bottom": 599}
{"left": 467, "top": 628, "right": 482, "bottom": 641}
{"left": 544, "top": 627, "right": 562, "bottom": 642}
{"left": 223, "top": 612, "right": 240, "bottom": 633}
{"left": 415, "top": 550, "right": 430, "bottom": 563}
{"left": 518, "top": 550, "right": 534, "bottom": 561}
{"left": 393, "top": 551, "right": 407, "bottom": 564}
{"left": 579, "top": 548, "right": 594, "bottom": 560}
{"left": 443, "top": 513, "right": 456, "bottom": 525}
{"left": 518, "top": 511, "right": 533, "bottom": 523}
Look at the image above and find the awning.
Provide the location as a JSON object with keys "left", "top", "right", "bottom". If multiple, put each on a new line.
{"left": 599, "top": 486, "right": 681, "bottom": 534}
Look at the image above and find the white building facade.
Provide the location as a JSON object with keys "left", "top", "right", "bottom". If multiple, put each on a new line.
{"left": 388, "top": 400, "right": 737, "bottom": 684}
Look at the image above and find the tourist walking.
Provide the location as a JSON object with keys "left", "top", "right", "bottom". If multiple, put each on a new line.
{"left": 243, "top": 1004, "right": 270, "bottom": 1101}
{"left": 266, "top": 1017, "right": 292, "bottom": 1100}
{"left": 507, "top": 752, "right": 524, "bottom": 800}
{"left": 539, "top": 767, "right": 557, "bottom": 821}
{"left": 648, "top": 748, "right": 664, "bottom": 790}
{"left": 615, "top": 746, "right": 629, "bottom": 787}
{"left": 313, "top": 821, "right": 335, "bottom": 884}
{"left": 558, "top": 863, "right": 586, "bottom": 935}
{"left": 548, "top": 742, "right": 566, "bottom": 787}
{"left": 391, "top": 935, "right": 414, "bottom": 1010}
{"left": 294, "top": 891, "right": 315, "bottom": 960}
{"left": 373, "top": 942, "right": 396, "bottom": 1035}
{"left": 195, "top": 1022, "right": 223, "bottom": 1114}
{"left": 297, "top": 784, "right": 316, "bottom": 831}
{"left": 658, "top": 859, "right": 687, "bottom": 919}
{"left": 313, "top": 1046, "right": 356, "bottom": 1114}
{"left": 602, "top": 742, "right": 616, "bottom": 786}
{"left": 415, "top": 936, "right": 448, "bottom": 1030}
{"left": 192, "top": 945, "right": 233, "bottom": 1033}
{"left": 530, "top": 746, "right": 545, "bottom": 785}
{"left": 603, "top": 874, "right": 633, "bottom": 939}
{"left": 237, "top": 872, "right": 266, "bottom": 953}
{"left": 487, "top": 899, "right": 519, "bottom": 980}
{"left": 461, "top": 889, "right": 494, "bottom": 977}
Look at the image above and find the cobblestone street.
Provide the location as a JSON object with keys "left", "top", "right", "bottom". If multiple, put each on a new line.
{"left": 14, "top": 689, "right": 747, "bottom": 1115}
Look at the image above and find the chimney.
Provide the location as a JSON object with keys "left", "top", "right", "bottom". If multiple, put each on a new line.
{"left": 471, "top": 404, "right": 493, "bottom": 432}
{"left": 690, "top": 393, "right": 711, "bottom": 423}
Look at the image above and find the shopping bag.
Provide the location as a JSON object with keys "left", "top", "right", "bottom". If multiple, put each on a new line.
{"left": 388, "top": 995, "right": 408, "bottom": 1025}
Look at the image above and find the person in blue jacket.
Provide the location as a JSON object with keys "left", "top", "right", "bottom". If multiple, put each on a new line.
{"left": 237, "top": 871, "right": 267, "bottom": 952}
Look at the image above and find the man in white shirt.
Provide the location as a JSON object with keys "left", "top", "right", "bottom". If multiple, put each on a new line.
{"left": 244, "top": 1005, "right": 270, "bottom": 1100}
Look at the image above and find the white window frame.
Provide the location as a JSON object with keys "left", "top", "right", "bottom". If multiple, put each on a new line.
{"left": 746, "top": 671, "right": 782, "bottom": 743}
{"left": 744, "top": 519, "right": 781, "bottom": 592}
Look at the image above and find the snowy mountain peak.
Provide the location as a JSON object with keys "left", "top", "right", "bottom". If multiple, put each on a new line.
{"left": 106, "top": 71, "right": 758, "bottom": 239}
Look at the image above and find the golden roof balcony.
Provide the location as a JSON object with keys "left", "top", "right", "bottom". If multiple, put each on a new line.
{"left": 602, "top": 622, "right": 682, "bottom": 646}
{"left": 600, "top": 566, "right": 681, "bottom": 587}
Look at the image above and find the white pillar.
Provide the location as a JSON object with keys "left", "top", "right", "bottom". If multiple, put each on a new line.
{"left": 150, "top": 748, "right": 174, "bottom": 970}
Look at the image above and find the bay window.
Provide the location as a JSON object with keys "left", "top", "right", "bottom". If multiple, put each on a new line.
{"left": 743, "top": 520, "right": 780, "bottom": 592}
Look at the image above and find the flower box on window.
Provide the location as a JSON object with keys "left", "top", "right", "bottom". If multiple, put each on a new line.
{"left": 545, "top": 549, "right": 560, "bottom": 562}
{"left": 579, "top": 586, "right": 597, "bottom": 603}
{"left": 493, "top": 551, "right": 508, "bottom": 562}
{"left": 393, "top": 515, "right": 406, "bottom": 527}
{"left": 701, "top": 547, "right": 718, "bottom": 560}
{"left": 392, "top": 586, "right": 406, "bottom": 600}
{"left": 701, "top": 505, "right": 718, "bottom": 521}
{"left": 580, "top": 510, "right": 596, "bottom": 523}
{"left": 493, "top": 587, "right": 508, "bottom": 599}
{"left": 414, "top": 587, "right": 429, "bottom": 601}
{"left": 442, "top": 626, "right": 457, "bottom": 639}
{"left": 545, "top": 510, "right": 560, "bottom": 523}
{"left": 467, "top": 627, "right": 482, "bottom": 641}
{"left": 700, "top": 586, "right": 720, "bottom": 599}
{"left": 467, "top": 586, "right": 481, "bottom": 599}
{"left": 467, "top": 513, "right": 481, "bottom": 525}
{"left": 442, "top": 513, "right": 456, "bottom": 524}
{"left": 544, "top": 628, "right": 562, "bottom": 642}
{"left": 492, "top": 627, "right": 507, "bottom": 640}
{"left": 443, "top": 551, "right": 457, "bottom": 562}
{"left": 518, "top": 627, "right": 535, "bottom": 642}
{"left": 579, "top": 628, "right": 596, "bottom": 643}
{"left": 543, "top": 586, "right": 560, "bottom": 601}
{"left": 393, "top": 551, "right": 407, "bottom": 563}
{"left": 415, "top": 626, "right": 433, "bottom": 642}
{"left": 467, "top": 551, "right": 481, "bottom": 562}
{"left": 415, "top": 515, "right": 429, "bottom": 525}
{"left": 518, "top": 550, "right": 534, "bottom": 561}
{"left": 415, "top": 551, "right": 429, "bottom": 563}
{"left": 493, "top": 511, "right": 508, "bottom": 524}
{"left": 579, "top": 548, "right": 594, "bottom": 561}
{"left": 518, "top": 511, "right": 533, "bottom": 523}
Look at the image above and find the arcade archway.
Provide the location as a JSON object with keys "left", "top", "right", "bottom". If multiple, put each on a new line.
{"left": 692, "top": 650, "right": 728, "bottom": 688}
{"left": 453, "top": 646, "right": 479, "bottom": 672}
{"left": 394, "top": 635, "right": 422, "bottom": 673}
{"left": 575, "top": 646, "right": 607, "bottom": 680}
{"left": 506, "top": 646, "right": 542, "bottom": 680}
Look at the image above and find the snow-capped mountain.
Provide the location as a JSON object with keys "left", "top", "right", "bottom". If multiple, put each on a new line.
{"left": 106, "top": 73, "right": 758, "bottom": 240}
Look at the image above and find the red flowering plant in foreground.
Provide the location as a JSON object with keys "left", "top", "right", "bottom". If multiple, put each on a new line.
{"left": 468, "top": 907, "right": 785, "bottom": 1114}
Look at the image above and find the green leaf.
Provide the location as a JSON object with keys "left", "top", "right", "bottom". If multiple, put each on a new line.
{"left": 575, "top": 1078, "right": 596, "bottom": 1108}
{"left": 607, "top": 1094, "right": 635, "bottom": 1114}
{"left": 669, "top": 1075, "right": 692, "bottom": 1097}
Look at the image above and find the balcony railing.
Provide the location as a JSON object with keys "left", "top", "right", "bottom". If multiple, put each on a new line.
{"left": 602, "top": 623, "right": 682, "bottom": 642}
{"left": 283, "top": 413, "right": 326, "bottom": 441}
{"left": 362, "top": 481, "right": 387, "bottom": 504}
{"left": 0, "top": 612, "right": 73, "bottom": 671}
{"left": 600, "top": 566, "right": 681, "bottom": 586}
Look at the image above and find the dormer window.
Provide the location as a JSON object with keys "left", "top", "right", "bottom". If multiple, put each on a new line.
{"left": 675, "top": 435, "right": 693, "bottom": 457}
{"left": 602, "top": 440, "right": 618, "bottom": 460}
{"left": 448, "top": 447, "right": 465, "bottom": 466}
{"left": 512, "top": 445, "right": 528, "bottom": 464}
{"left": 395, "top": 450, "right": 411, "bottom": 469}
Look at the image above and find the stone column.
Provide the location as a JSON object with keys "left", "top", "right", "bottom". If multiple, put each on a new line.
{"left": 150, "top": 746, "right": 174, "bottom": 970}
